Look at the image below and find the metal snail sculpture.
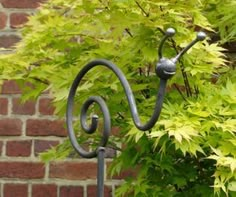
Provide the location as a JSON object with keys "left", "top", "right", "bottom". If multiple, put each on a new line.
{"left": 66, "top": 28, "right": 206, "bottom": 197}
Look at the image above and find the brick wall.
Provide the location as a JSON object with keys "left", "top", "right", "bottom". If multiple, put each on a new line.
{"left": 0, "top": 0, "right": 37, "bottom": 50}
{"left": 0, "top": 1, "right": 121, "bottom": 196}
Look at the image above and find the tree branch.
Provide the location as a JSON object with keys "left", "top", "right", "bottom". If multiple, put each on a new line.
{"left": 173, "top": 83, "right": 187, "bottom": 102}
{"left": 32, "top": 77, "right": 50, "bottom": 85}
{"left": 169, "top": 38, "right": 192, "bottom": 97}
{"left": 135, "top": 1, "right": 149, "bottom": 17}
{"left": 125, "top": 28, "right": 133, "bottom": 37}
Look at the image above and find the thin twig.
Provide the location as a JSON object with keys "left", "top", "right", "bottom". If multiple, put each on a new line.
{"left": 173, "top": 83, "right": 187, "bottom": 101}
{"left": 147, "top": 63, "right": 151, "bottom": 77}
{"left": 194, "top": 85, "right": 199, "bottom": 97}
{"left": 169, "top": 39, "right": 192, "bottom": 97}
{"left": 179, "top": 60, "right": 192, "bottom": 97}
{"left": 135, "top": 1, "right": 149, "bottom": 17}
{"left": 32, "top": 77, "right": 50, "bottom": 85}
{"left": 157, "top": 27, "right": 165, "bottom": 35}
{"left": 138, "top": 67, "right": 143, "bottom": 75}
{"left": 125, "top": 28, "right": 133, "bottom": 37}
{"left": 117, "top": 112, "right": 125, "bottom": 119}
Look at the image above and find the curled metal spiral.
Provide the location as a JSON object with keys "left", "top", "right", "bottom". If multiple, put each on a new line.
{"left": 66, "top": 28, "right": 206, "bottom": 159}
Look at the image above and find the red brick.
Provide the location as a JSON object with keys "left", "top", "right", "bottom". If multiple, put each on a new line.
{"left": 32, "top": 184, "right": 57, "bottom": 197}
{"left": 26, "top": 119, "right": 67, "bottom": 137}
{"left": 0, "top": 162, "right": 45, "bottom": 178}
{"left": 39, "top": 97, "right": 55, "bottom": 115}
{"left": 10, "top": 13, "right": 29, "bottom": 28}
{"left": 110, "top": 169, "right": 136, "bottom": 180}
{"left": 4, "top": 183, "right": 28, "bottom": 197}
{"left": 12, "top": 98, "right": 36, "bottom": 115}
{"left": 0, "top": 118, "right": 22, "bottom": 136}
{"left": 87, "top": 185, "right": 112, "bottom": 197}
{"left": 111, "top": 126, "right": 120, "bottom": 136}
{"left": 0, "top": 98, "right": 8, "bottom": 115}
{"left": 49, "top": 161, "right": 97, "bottom": 180}
{"left": 1, "top": 80, "right": 21, "bottom": 94}
{"left": 0, "top": 0, "right": 45, "bottom": 8}
{"left": 34, "top": 140, "right": 59, "bottom": 156}
{"left": 0, "top": 12, "right": 7, "bottom": 29}
{"left": 0, "top": 35, "right": 21, "bottom": 48}
{"left": 60, "top": 186, "right": 83, "bottom": 197}
{"left": 6, "top": 140, "right": 32, "bottom": 157}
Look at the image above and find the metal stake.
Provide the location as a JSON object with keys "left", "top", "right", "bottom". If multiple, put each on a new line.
{"left": 66, "top": 28, "right": 206, "bottom": 196}
{"left": 97, "top": 147, "right": 105, "bottom": 197}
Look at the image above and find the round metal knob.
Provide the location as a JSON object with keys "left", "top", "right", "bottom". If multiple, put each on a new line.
{"left": 197, "top": 31, "right": 206, "bottom": 41}
{"left": 166, "top": 28, "right": 175, "bottom": 37}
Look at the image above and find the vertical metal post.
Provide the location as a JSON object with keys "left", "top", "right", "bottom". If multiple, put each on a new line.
{"left": 97, "top": 147, "right": 105, "bottom": 197}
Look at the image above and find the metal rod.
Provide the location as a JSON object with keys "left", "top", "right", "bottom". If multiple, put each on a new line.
{"left": 66, "top": 59, "right": 168, "bottom": 159}
{"left": 172, "top": 32, "right": 206, "bottom": 63}
{"left": 158, "top": 28, "right": 175, "bottom": 59}
{"left": 97, "top": 147, "right": 105, "bottom": 197}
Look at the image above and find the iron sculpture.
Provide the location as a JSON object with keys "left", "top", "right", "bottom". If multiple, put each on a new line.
{"left": 66, "top": 28, "right": 206, "bottom": 197}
